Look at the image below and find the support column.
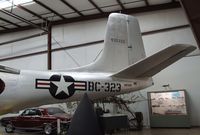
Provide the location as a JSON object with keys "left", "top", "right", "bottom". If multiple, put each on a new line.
{"left": 47, "top": 24, "right": 52, "bottom": 70}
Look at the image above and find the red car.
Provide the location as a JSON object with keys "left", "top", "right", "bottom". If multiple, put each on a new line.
{"left": 0, "top": 107, "right": 72, "bottom": 135}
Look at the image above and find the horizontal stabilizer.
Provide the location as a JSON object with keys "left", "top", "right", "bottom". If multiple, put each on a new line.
{"left": 112, "top": 44, "right": 196, "bottom": 79}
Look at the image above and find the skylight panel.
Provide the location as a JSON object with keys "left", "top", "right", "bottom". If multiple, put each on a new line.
{"left": 0, "top": 0, "right": 34, "bottom": 9}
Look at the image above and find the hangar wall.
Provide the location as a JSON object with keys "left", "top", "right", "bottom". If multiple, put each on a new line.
{"left": 0, "top": 8, "right": 200, "bottom": 126}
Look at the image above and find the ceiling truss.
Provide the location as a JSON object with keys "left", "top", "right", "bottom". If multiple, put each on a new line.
{"left": 0, "top": 0, "right": 181, "bottom": 34}
{"left": 60, "top": 0, "right": 84, "bottom": 17}
{"left": 16, "top": 4, "right": 48, "bottom": 22}
{"left": 88, "top": 0, "right": 104, "bottom": 14}
{"left": 0, "top": 8, "right": 48, "bottom": 31}
{"left": 33, "top": 0, "right": 66, "bottom": 20}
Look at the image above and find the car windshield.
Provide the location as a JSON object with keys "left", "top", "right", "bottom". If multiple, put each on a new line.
{"left": 47, "top": 108, "right": 65, "bottom": 115}
{"left": 21, "top": 109, "right": 41, "bottom": 116}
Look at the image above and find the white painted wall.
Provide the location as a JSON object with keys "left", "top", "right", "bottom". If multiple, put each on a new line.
{"left": 0, "top": 8, "right": 200, "bottom": 126}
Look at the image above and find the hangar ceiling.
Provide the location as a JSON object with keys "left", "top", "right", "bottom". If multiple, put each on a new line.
{"left": 0, "top": 0, "right": 181, "bottom": 34}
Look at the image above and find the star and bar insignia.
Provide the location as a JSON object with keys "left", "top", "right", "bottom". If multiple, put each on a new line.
{"left": 0, "top": 79, "right": 5, "bottom": 95}
{"left": 35, "top": 75, "right": 86, "bottom": 100}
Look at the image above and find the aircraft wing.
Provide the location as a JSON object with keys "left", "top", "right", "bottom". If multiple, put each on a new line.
{"left": 0, "top": 65, "right": 20, "bottom": 74}
{"left": 112, "top": 44, "right": 196, "bottom": 79}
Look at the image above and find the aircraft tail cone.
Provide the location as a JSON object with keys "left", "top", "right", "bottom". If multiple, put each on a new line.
{"left": 68, "top": 93, "right": 102, "bottom": 135}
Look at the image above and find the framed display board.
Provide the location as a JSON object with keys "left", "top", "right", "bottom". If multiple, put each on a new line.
{"left": 148, "top": 90, "right": 191, "bottom": 128}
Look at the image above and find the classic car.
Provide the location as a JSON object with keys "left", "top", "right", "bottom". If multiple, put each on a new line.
{"left": 0, "top": 107, "right": 72, "bottom": 135}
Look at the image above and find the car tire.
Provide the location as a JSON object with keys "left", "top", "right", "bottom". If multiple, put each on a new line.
{"left": 44, "top": 124, "right": 53, "bottom": 135}
{"left": 5, "top": 123, "right": 14, "bottom": 133}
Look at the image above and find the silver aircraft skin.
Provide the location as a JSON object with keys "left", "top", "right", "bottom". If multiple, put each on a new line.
{"left": 0, "top": 13, "right": 196, "bottom": 114}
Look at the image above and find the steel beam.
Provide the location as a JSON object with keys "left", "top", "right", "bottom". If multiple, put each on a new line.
{"left": 88, "top": 0, "right": 104, "bottom": 13}
{"left": 122, "top": 1, "right": 180, "bottom": 14}
{"left": 0, "top": 2, "right": 181, "bottom": 35}
{"left": 144, "top": 0, "right": 149, "bottom": 6}
{"left": 0, "top": 16, "right": 21, "bottom": 27}
{"left": 116, "top": 0, "right": 125, "bottom": 10}
{"left": 17, "top": 4, "right": 49, "bottom": 22}
{"left": 0, "top": 50, "right": 47, "bottom": 62}
{"left": 0, "top": 32, "right": 47, "bottom": 46}
{"left": 0, "top": 40, "right": 103, "bottom": 62}
{"left": 47, "top": 24, "right": 52, "bottom": 70}
{"left": 60, "top": 0, "right": 84, "bottom": 16}
{"left": 0, "top": 9, "right": 48, "bottom": 32}
{"left": 0, "top": 25, "right": 10, "bottom": 30}
{"left": 52, "top": 2, "right": 181, "bottom": 25}
{"left": 33, "top": 0, "right": 65, "bottom": 20}
{"left": 0, "top": 24, "right": 190, "bottom": 62}
{"left": 180, "top": 0, "right": 200, "bottom": 48}
{"left": 142, "top": 24, "right": 190, "bottom": 35}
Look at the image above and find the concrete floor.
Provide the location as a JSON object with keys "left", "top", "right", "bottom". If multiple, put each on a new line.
{"left": 0, "top": 126, "right": 199, "bottom": 135}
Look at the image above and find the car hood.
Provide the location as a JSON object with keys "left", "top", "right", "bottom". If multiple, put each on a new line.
{"left": 0, "top": 116, "right": 16, "bottom": 122}
{"left": 0, "top": 113, "right": 19, "bottom": 119}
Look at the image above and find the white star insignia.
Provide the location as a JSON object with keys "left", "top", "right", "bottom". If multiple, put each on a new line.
{"left": 51, "top": 76, "right": 73, "bottom": 96}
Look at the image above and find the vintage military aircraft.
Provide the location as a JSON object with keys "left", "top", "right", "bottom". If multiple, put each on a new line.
{"left": 0, "top": 13, "right": 196, "bottom": 115}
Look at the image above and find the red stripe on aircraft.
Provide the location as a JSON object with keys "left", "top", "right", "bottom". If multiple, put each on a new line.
{"left": 74, "top": 82, "right": 86, "bottom": 90}
{"left": 37, "top": 82, "right": 50, "bottom": 85}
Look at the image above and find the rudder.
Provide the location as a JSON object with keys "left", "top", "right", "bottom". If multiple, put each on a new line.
{"left": 71, "top": 13, "right": 146, "bottom": 73}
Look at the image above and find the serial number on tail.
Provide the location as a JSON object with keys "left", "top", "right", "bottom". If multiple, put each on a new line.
{"left": 88, "top": 82, "right": 121, "bottom": 92}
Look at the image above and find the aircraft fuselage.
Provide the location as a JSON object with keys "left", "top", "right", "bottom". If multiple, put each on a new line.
{"left": 0, "top": 70, "right": 153, "bottom": 114}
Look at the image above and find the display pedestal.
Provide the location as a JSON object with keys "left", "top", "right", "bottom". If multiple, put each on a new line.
{"left": 68, "top": 93, "right": 102, "bottom": 135}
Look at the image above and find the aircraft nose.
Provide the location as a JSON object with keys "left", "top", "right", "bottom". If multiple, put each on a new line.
{"left": 0, "top": 78, "right": 5, "bottom": 94}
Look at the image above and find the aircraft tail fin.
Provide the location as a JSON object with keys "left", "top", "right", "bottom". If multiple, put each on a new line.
{"left": 112, "top": 44, "right": 196, "bottom": 79}
{"left": 71, "top": 13, "right": 146, "bottom": 73}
